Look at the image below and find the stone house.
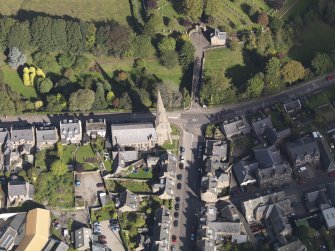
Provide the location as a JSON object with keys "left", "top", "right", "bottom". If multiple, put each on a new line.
{"left": 10, "top": 125, "right": 35, "bottom": 153}
{"left": 86, "top": 119, "right": 106, "bottom": 139}
{"left": 222, "top": 116, "right": 251, "bottom": 139}
{"left": 210, "top": 29, "right": 227, "bottom": 46}
{"left": 116, "top": 190, "right": 141, "bottom": 212}
{"left": 7, "top": 181, "right": 34, "bottom": 207}
{"left": 59, "top": 119, "right": 82, "bottom": 145}
{"left": 35, "top": 125, "right": 58, "bottom": 150}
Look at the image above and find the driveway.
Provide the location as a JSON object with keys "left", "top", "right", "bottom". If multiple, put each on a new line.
{"left": 100, "top": 220, "right": 125, "bottom": 251}
{"left": 75, "top": 171, "right": 104, "bottom": 207}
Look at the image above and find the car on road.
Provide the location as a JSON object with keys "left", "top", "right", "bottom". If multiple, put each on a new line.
{"left": 171, "top": 245, "right": 176, "bottom": 251}
{"left": 177, "top": 183, "right": 182, "bottom": 189}
{"left": 179, "top": 163, "right": 184, "bottom": 169}
{"left": 175, "top": 203, "right": 180, "bottom": 211}
{"left": 175, "top": 197, "right": 180, "bottom": 202}
{"left": 180, "top": 155, "right": 184, "bottom": 163}
{"left": 174, "top": 212, "right": 179, "bottom": 218}
{"left": 190, "top": 233, "right": 195, "bottom": 241}
{"left": 177, "top": 174, "right": 182, "bottom": 180}
{"left": 180, "top": 146, "right": 185, "bottom": 153}
{"left": 96, "top": 183, "right": 104, "bottom": 188}
{"left": 172, "top": 235, "right": 177, "bottom": 243}
{"left": 173, "top": 220, "right": 178, "bottom": 227}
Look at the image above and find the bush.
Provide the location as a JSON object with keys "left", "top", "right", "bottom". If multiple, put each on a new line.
{"left": 160, "top": 50, "right": 179, "bottom": 69}
{"left": 57, "top": 52, "right": 76, "bottom": 68}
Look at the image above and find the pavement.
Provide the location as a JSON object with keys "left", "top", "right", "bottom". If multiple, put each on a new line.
{"left": 100, "top": 220, "right": 125, "bottom": 251}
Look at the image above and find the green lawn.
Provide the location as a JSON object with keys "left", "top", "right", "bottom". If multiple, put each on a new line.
{"left": 156, "top": 0, "right": 187, "bottom": 32}
{"left": 61, "top": 145, "right": 76, "bottom": 165}
{"left": 204, "top": 48, "right": 262, "bottom": 90}
{"left": 76, "top": 144, "right": 99, "bottom": 170}
{"left": 106, "top": 180, "right": 151, "bottom": 193}
{"left": 289, "top": 20, "right": 335, "bottom": 65}
{"left": 0, "top": 0, "right": 131, "bottom": 24}
{"left": 1, "top": 64, "right": 37, "bottom": 99}
{"left": 307, "top": 92, "right": 329, "bottom": 110}
{"left": 127, "top": 169, "right": 153, "bottom": 179}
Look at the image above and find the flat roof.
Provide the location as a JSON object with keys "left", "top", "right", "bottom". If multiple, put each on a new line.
{"left": 322, "top": 207, "right": 335, "bottom": 229}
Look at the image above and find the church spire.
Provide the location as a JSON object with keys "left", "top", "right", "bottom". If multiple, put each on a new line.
{"left": 155, "top": 89, "right": 172, "bottom": 144}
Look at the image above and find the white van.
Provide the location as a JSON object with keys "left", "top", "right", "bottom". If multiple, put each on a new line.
{"left": 298, "top": 166, "right": 307, "bottom": 172}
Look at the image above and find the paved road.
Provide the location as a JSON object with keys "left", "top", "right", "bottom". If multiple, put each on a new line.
{"left": 172, "top": 131, "right": 202, "bottom": 251}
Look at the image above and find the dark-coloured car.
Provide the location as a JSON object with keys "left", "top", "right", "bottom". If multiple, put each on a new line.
{"left": 173, "top": 220, "right": 178, "bottom": 227}
{"left": 177, "top": 183, "right": 182, "bottom": 189}
{"left": 175, "top": 203, "right": 180, "bottom": 210}
{"left": 180, "top": 146, "right": 185, "bottom": 153}
{"left": 172, "top": 235, "right": 177, "bottom": 243}
{"left": 179, "top": 163, "right": 184, "bottom": 169}
{"left": 175, "top": 197, "right": 180, "bottom": 202}
{"left": 177, "top": 174, "right": 182, "bottom": 180}
{"left": 96, "top": 183, "right": 104, "bottom": 188}
{"left": 174, "top": 212, "right": 179, "bottom": 218}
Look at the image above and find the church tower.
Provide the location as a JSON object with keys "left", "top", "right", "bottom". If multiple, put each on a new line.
{"left": 155, "top": 89, "right": 172, "bottom": 145}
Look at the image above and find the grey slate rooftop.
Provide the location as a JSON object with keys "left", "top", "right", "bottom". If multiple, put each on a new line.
{"left": 11, "top": 125, "right": 34, "bottom": 142}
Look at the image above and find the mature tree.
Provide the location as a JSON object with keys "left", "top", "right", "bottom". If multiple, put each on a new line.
{"left": 270, "top": 0, "right": 285, "bottom": 9}
{"left": 7, "top": 47, "right": 26, "bottom": 69}
{"left": 73, "top": 55, "right": 90, "bottom": 72}
{"left": 227, "top": 38, "right": 240, "bottom": 51}
{"left": 297, "top": 225, "right": 316, "bottom": 241}
{"left": 66, "top": 21, "right": 84, "bottom": 53}
{"left": 69, "top": 89, "right": 95, "bottom": 111}
{"left": 81, "top": 21, "right": 96, "bottom": 50}
{"left": 51, "top": 160, "right": 68, "bottom": 176}
{"left": 31, "top": 16, "right": 53, "bottom": 51}
{"left": 132, "top": 35, "right": 155, "bottom": 58}
{"left": 6, "top": 21, "right": 31, "bottom": 50}
{"left": 119, "top": 92, "right": 133, "bottom": 110}
{"left": 57, "top": 52, "right": 76, "bottom": 68}
{"left": 0, "top": 91, "right": 16, "bottom": 115}
{"left": 46, "top": 93, "right": 67, "bottom": 112}
{"left": 138, "top": 88, "right": 152, "bottom": 107}
{"left": 92, "top": 83, "right": 108, "bottom": 110}
{"left": 96, "top": 22, "right": 132, "bottom": 57}
{"left": 56, "top": 142, "right": 63, "bottom": 158}
{"left": 143, "top": 14, "right": 164, "bottom": 36}
{"left": 27, "top": 166, "right": 39, "bottom": 181}
{"left": 158, "top": 37, "right": 176, "bottom": 54}
{"left": 36, "top": 78, "right": 53, "bottom": 94}
{"left": 257, "top": 12, "right": 269, "bottom": 26}
{"left": 160, "top": 50, "right": 179, "bottom": 69}
{"left": 282, "top": 60, "right": 305, "bottom": 84}
{"left": 117, "top": 71, "right": 128, "bottom": 81}
{"left": 265, "top": 57, "right": 282, "bottom": 84}
{"left": 182, "top": 0, "right": 203, "bottom": 20}
{"left": 269, "top": 16, "right": 283, "bottom": 33}
{"left": 0, "top": 17, "right": 16, "bottom": 46}
{"left": 51, "top": 19, "right": 68, "bottom": 50}
{"left": 0, "top": 82, "right": 22, "bottom": 114}
{"left": 106, "top": 91, "right": 115, "bottom": 104}
{"left": 245, "top": 73, "right": 265, "bottom": 98}
{"left": 200, "top": 71, "right": 236, "bottom": 105}
{"left": 34, "top": 100, "right": 44, "bottom": 110}
{"left": 177, "top": 40, "right": 195, "bottom": 70}
{"left": 33, "top": 51, "right": 56, "bottom": 69}
{"left": 311, "top": 52, "right": 334, "bottom": 75}
{"left": 159, "top": 83, "right": 184, "bottom": 109}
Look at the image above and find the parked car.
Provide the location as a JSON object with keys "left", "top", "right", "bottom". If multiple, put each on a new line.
{"left": 175, "top": 203, "right": 180, "bottom": 211}
{"left": 177, "top": 174, "right": 182, "bottom": 180}
{"left": 171, "top": 245, "right": 176, "bottom": 251}
{"left": 175, "top": 197, "right": 180, "bottom": 202}
{"left": 190, "top": 233, "right": 195, "bottom": 241}
{"left": 172, "top": 235, "right": 177, "bottom": 243}
{"left": 177, "top": 183, "right": 182, "bottom": 189}
{"left": 96, "top": 183, "right": 104, "bottom": 188}
{"left": 179, "top": 163, "right": 184, "bottom": 169}
{"left": 174, "top": 212, "right": 179, "bottom": 218}
{"left": 180, "top": 146, "right": 185, "bottom": 153}
{"left": 173, "top": 220, "right": 178, "bottom": 227}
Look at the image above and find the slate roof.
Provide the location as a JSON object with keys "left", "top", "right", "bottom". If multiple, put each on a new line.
{"left": 206, "top": 221, "right": 241, "bottom": 236}
{"left": 251, "top": 116, "right": 273, "bottom": 138}
{"left": 276, "top": 240, "right": 307, "bottom": 251}
{"left": 59, "top": 120, "right": 82, "bottom": 143}
{"left": 36, "top": 126, "right": 58, "bottom": 143}
{"left": 205, "top": 140, "right": 227, "bottom": 162}
{"left": 221, "top": 205, "right": 240, "bottom": 222}
{"left": 0, "top": 226, "right": 16, "bottom": 250}
{"left": 283, "top": 99, "right": 301, "bottom": 113}
{"left": 254, "top": 145, "right": 283, "bottom": 168}
{"left": 153, "top": 207, "right": 171, "bottom": 249}
{"left": 264, "top": 128, "right": 291, "bottom": 145}
{"left": 222, "top": 116, "right": 251, "bottom": 138}
{"left": 8, "top": 181, "right": 34, "bottom": 198}
{"left": 318, "top": 138, "right": 335, "bottom": 171}
{"left": 11, "top": 125, "right": 34, "bottom": 143}
{"left": 74, "top": 227, "right": 91, "bottom": 249}
{"left": 326, "top": 182, "right": 335, "bottom": 206}
{"left": 111, "top": 123, "right": 157, "bottom": 146}
{"left": 196, "top": 239, "right": 216, "bottom": 251}
{"left": 233, "top": 160, "right": 258, "bottom": 186}
{"left": 119, "top": 190, "right": 139, "bottom": 211}
{"left": 86, "top": 119, "right": 106, "bottom": 132}
{"left": 286, "top": 137, "right": 319, "bottom": 163}
{"left": 43, "top": 238, "right": 69, "bottom": 251}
